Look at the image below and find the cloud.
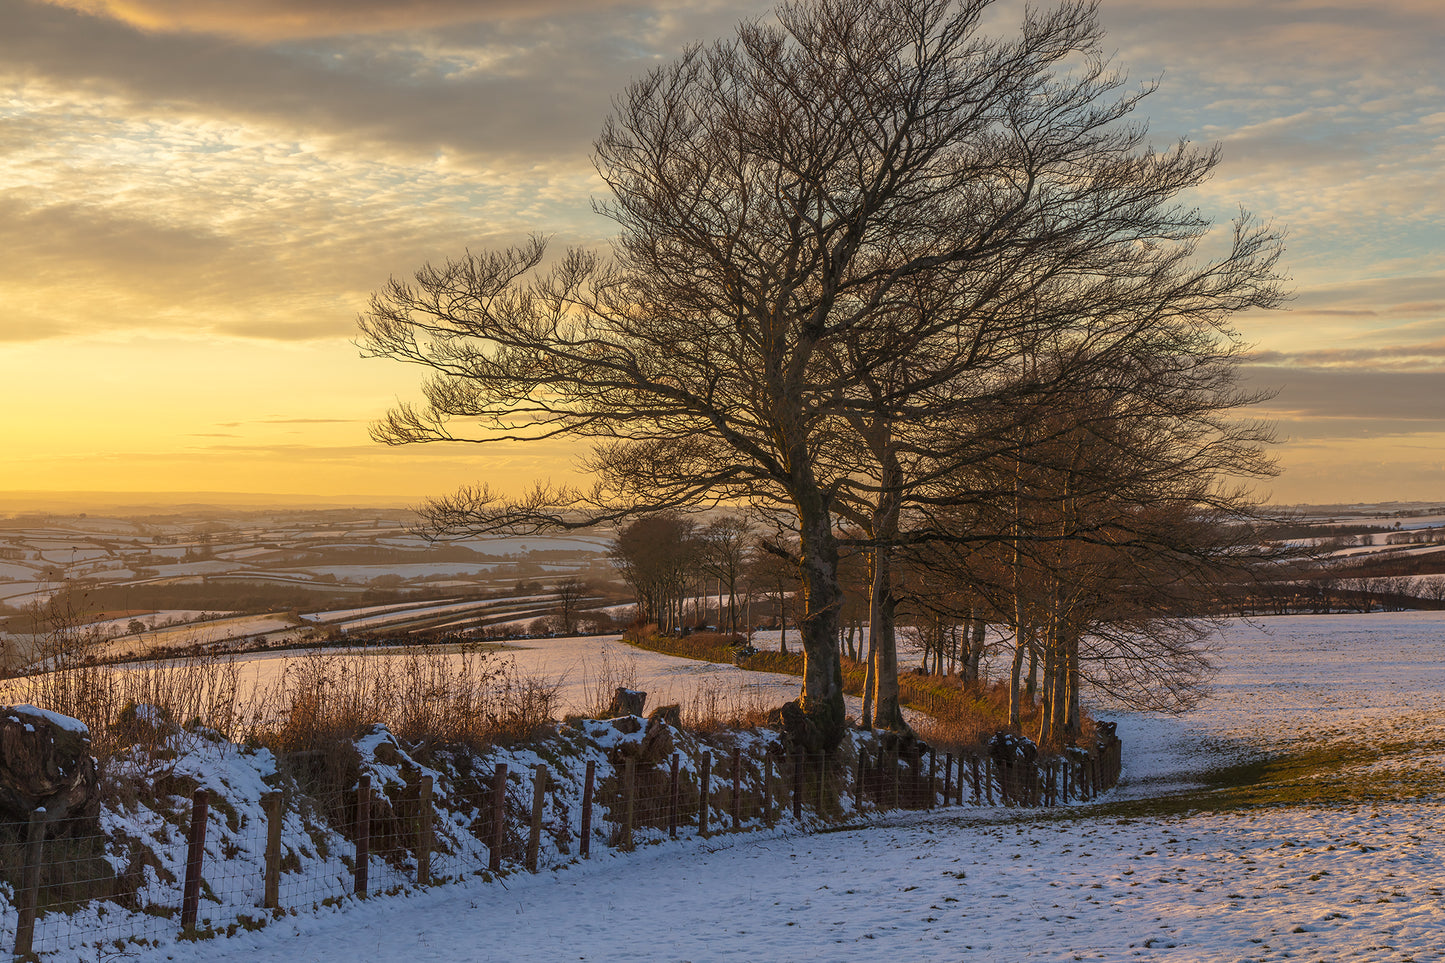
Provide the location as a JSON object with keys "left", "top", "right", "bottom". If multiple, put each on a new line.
{"left": 256, "top": 418, "right": 360, "bottom": 425}
{"left": 40, "top": 0, "right": 661, "bottom": 41}
{"left": 2, "top": 0, "right": 768, "bottom": 166}
{"left": 1248, "top": 340, "right": 1445, "bottom": 370}
{"left": 1244, "top": 366, "right": 1445, "bottom": 431}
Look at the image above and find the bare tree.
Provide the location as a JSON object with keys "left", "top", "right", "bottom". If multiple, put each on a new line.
{"left": 358, "top": 0, "right": 1283, "bottom": 750}
{"left": 552, "top": 577, "right": 592, "bottom": 636}
{"left": 608, "top": 514, "right": 698, "bottom": 633}
{"left": 698, "top": 517, "right": 752, "bottom": 633}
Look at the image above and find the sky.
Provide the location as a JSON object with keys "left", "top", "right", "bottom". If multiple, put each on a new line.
{"left": 0, "top": 0, "right": 1441, "bottom": 509}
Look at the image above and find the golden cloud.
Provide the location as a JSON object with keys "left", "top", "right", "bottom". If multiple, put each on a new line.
{"left": 40, "top": 0, "right": 655, "bottom": 40}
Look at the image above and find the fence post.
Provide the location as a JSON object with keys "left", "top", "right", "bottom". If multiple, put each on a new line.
{"left": 622, "top": 756, "right": 637, "bottom": 851}
{"left": 984, "top": 758, "right": 994, "bottom": 805}
{"left": 855, "top": 748, "right": 867, "bottom": 811}
{"left": 927, "top": 749, "right": 936, "bottom": 810}
{"left": 763, "top": 757, "right": 775, "bottom": 827}
{"left": 526, "top": 765, "right": 547, "bottom": 871}
{"left": 943, "top": 752, "right": 953, "bottom": 806}
{"left": 527, "top": 765, "right": 547, "bottom": 872}
{"left": 731, "top": 748, "right": 742, "bottom": 831}
{"left": 181, "top": 788, "right": 210, "bottom": 932}
{"left": 355, "top": 775, "right": 370, "bottom": 898}
{"left": 489, "top": 763, "right": 508, "bottom": 872}
{"left": 12, "top": 809, "right": 46, "bottom": 961}
{"left": 698, "top": 752, "right": 712, "bottom": 838}
{"left": 668, "top": 753, "right": 680, "bottom": 839}
{"left": 418, "top": 775, "right": 433, "bottom": 885}
{"left": 580, "top": 760, "right": 595, "bottom": 859}
{"left": 263, "top": 791, "right": 282, "bottom": 910}
{"left": 970, "top": 755, "right": 981, "bottom": 804}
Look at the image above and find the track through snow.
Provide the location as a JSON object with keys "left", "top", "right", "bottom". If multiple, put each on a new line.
{"left": 155, "top": 612, "right": 1445, "bottom": 962}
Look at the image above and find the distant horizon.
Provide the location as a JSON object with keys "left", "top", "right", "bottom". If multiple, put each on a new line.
{"left": 1, "top": 489, "right": 1441, "bottom": 519}
{"left": 0, "top": 490, "right": 421, "bottom": 514}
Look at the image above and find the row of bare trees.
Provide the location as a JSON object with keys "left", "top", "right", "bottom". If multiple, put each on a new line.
{"left": 358, "top": 0, "right": 1286, "bottom": 752}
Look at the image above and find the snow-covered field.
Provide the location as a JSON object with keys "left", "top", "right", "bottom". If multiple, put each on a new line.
{"left": 107, "top": 611, "right": 1443, "bottom": 963}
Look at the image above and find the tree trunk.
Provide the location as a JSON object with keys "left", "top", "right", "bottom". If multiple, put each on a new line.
{"left": 1008, "top": 628, "right": 1026, "bottom": 728}
{"left": 1025, "top": 642, "right": 1038, "bottom": 703}
{"left": 964, "top": 613, "right": 985, "bottom": 684}
{"left": 867, "top": 442, "right": 908, "bottom": 732}
{"left": 788, "top": 484, "right": 847, "bottom": 751}
{"left": 868, "top": 545, "right": 907, "bottom": 732}
{"left": 1037, "top": 645, "right": 1055, "bottom": 749}
{"left": 861, "top": 624, "right": 876, "bottom": 729}
{"left": 1063, "top": 623, "right": 1082, "bottom": 739}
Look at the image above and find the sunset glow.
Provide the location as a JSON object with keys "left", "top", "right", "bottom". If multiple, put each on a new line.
{"left": 1, "top": 0, "right": 1441, "bottom": 506}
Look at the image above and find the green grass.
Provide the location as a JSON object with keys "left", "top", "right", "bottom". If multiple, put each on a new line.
{"left": 1075, "top": 729, "right": 1445, "bottom": 823}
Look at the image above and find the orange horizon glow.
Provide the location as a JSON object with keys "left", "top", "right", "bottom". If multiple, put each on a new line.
{"left": 1, "top": 0, "right": 1441, "bottom": 509}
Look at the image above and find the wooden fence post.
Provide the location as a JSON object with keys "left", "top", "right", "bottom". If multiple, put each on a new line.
{"left": 668, "top": 753, "right": 680, "bottom": 839}
{"left": 731, "top": 748, "right": 742, "bottom": 831}
{"left": 927, "top": 749, "right": 936, "bottom": 810}
{"left": 12, "top": 809, "right": 47, "bottom": 961}
{"left": 262, "top": 791, "right": 282, "bottom": 910}
{"left": 527, "top": 765, "right": 547, "bottom": 872}
{"left": 763, "top": 757, "right": 774, "bottom": 827}
{"left": 984, "top": 758, "right": 994, "bottom": 805}
{"left": 855, "top": 748, "right": 867, "bottom": 811}
{"left": 418, "top": 775, "right": 433, "bottom": 885}
{"left": 181, "top": 788, "right": 210, "bottom": 931}
{"left": 355, "top": 775, "right": 370, "bottom": 898}
{"left": 622, "top": 757, "right": 636, "bottom": 851}
{"left": 971, "top": 755, "right": 981, "bottom": 804}
{"left": 698, "top": 752, "right": 711, "bottom": 838}
{"left": 943, "top": 753, "right": 953, "bottom": 806}
{"left": 489, "top": 763, "right": 508, "bottom": 872}
{"left": 580, "top": 760, "right": 595, "bottom": 859}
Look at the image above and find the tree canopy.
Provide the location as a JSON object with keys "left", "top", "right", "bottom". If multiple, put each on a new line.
{"left": 358, "top": 0, "right": 1285, "bottom": 751}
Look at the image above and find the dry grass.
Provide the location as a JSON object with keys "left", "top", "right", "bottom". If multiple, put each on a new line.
{"left": 621, "top": 626, "right": 1084, "bottom": 751}
{"left": 2, "top": 635, "right": 561, "bottom": 773}
{"left": 577, "top": 647, "right": 641, "bottom": 718}
{"left": 253, "top": 644, "right": 560, "bottom": 755}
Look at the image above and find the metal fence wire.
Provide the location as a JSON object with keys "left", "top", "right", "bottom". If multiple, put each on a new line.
{"left": 2, "top": 722, "right": 1122, "bottom": 960}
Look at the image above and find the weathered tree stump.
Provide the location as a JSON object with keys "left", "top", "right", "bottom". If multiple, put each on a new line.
{"left": 0, "top": 705, "right": 101, "bottom": 836}
{"left": 605, "top": 688, "right": 647, "bottom": 718}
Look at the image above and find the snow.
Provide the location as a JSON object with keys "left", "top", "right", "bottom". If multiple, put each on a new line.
{"left": 84, "top": 613, "right": 302, "bottom": 660}
{"left": 11, "top": 611, "right": 1445, "bottom": 961}
{"left": 328, "top": 596, "right": 558, "bottom": 632}
{"left": 3, "top": 704, "right": 90, "bottom": 734}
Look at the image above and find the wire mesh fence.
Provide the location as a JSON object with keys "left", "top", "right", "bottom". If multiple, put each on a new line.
{"left": 2, "top": 721, "right": 1122, "bottom": 961}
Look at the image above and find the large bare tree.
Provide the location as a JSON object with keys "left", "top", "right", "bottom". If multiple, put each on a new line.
{"left": 358, "top": 0, "right": 1283, "bottom": 751}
